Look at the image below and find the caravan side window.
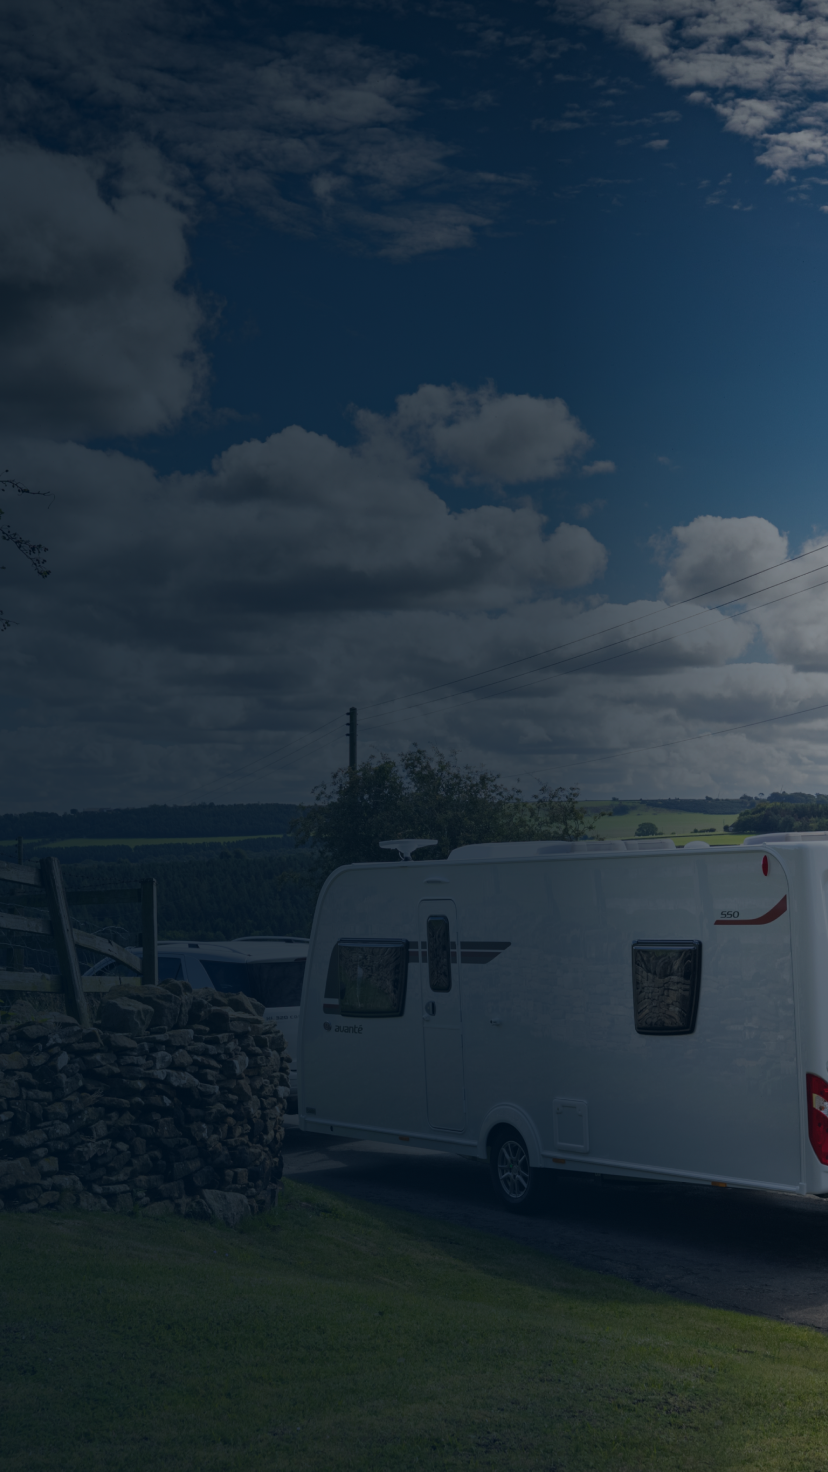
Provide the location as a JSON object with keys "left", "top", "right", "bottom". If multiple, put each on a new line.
{"left": 426, "top": 915, "right": 452, "bottom": 992}
{"left": 334, "top": 938, "right": 408, "bottom": 1018}
{"left": 631, "top": 940, "right": 701, "bottom": 1035}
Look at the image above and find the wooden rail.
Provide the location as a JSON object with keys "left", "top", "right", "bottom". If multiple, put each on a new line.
{"left": 0, "top": 857, "right": 157, "bottom": 1019}
{"left": 0, "top": 861, "right": 42, "bottom": 887}
{"left": 0, "top": 972, "right": 131, "bottom": 994}
{"left": 0, "top": 912, "right": 140, "bottom": 972}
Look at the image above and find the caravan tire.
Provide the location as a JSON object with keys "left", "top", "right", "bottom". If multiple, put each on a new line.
{"left": 488, "top": 1127, "right": 538, "bottom": 1213}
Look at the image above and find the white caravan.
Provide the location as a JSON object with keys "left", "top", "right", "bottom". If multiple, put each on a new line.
{"left": 297, "top": 834, "right": 828, "bottom": 1209}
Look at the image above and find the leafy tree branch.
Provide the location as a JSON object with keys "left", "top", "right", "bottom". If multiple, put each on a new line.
{"left": 291, "top": 746, "right": 595, "bottom": 878}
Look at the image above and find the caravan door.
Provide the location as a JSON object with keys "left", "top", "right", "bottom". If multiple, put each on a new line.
{"left": 419, "top": 900, "right": 466, "bottom": 1132}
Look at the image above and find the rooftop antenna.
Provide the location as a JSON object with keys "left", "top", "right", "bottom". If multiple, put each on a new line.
{"left": 378, "top": 839, "right": 438, "bottom": 862}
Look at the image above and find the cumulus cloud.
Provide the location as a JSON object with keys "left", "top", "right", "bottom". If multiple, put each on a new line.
{"left": 656, "top": 514, "right": 789, "bottom": 604}
{"left": 3, "top": 386, "right": 606, "bottom": 629}
{"left": 7, "top": 439, "right": 828, "bottom": 808}
{"left": 0, "top": 143, "right": 203, "bottom": 437}
{"left": 581, "top": 460, "right": 616, "bottom": 477}
{"left": 359, "top": 382, "right": 594, "bottom": 484}
{"left": 0, "top": 1, "right": 498, "bottom": 257}
{"left": 0, "top": 396, "right": 610, "bottom": 805}
{"left": 561, "top": 0, "right": 828, "bottom": 182}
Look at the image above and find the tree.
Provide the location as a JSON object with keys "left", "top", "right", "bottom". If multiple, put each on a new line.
{"left": 291, "top": 747, "right": 595, "bottom": 875}
{"left": 730, "top": 800, "right": 828, "bottom": 834}
{"left": 1, "top": 474, "right": 50, "bottom": 631}
{"left": 635, "top": 821, "right": 660, "bottom": 837}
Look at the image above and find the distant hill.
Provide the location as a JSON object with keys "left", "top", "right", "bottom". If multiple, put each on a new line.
{"left": 0, "top": 802, "right": 302, "bottom": 844}
{"left": 764, "top": 791, "right": 828, "bottom": 804}
{"left": 644, "top": 797, "right": 756, "bottom": 815}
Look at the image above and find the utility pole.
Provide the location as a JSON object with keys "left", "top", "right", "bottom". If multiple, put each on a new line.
{"left": 348, "top": 706, "right": 358, "bottom": 771}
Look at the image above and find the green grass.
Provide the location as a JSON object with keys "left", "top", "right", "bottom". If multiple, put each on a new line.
{"left": 2, "top": 1182, "right": 828, "bottom": 1471}
{"left": 582, "top": 802, "right": 744, "bottom": 845}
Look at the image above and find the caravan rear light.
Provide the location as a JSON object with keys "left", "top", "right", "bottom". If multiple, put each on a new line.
{"left": 806, "top": 1074, "right": 828, "bottom": 1163}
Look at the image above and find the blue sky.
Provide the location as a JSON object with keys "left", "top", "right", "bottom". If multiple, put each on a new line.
{"left": 3, "top": 0, "right": 828, "bottom": 808}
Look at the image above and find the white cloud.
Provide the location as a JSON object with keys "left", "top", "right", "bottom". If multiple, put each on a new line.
{"left": 656, "top": 514, "right": 788, "bottom": 604}
{"left": 0, "top": 143, "right": 203, "bottom": 437}
{"left": 6, "top": 440, "right": 828, "bottom": 808}
{"left": 581, "top": 459, "right": 616, "bottom": 476}
{"left": 561, "top": 0, "right": 828, "bottom": 182}
{"left": 362, "top": 382, "right": 594, "bottom": 484}
{"left": 0, "top": 399, "right": 610, "bottom": 804}
{"left": 0, "top": 1, "right": 497, "bottom": 258}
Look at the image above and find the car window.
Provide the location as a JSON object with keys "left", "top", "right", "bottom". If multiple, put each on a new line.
{"left": 199, "top": 958, "right": 305, "bottom": 1007}
{"left": 89, "top": 958, "right": 138, "bottom": 979}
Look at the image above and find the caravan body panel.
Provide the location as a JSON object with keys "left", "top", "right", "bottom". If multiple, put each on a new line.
{"left": 298, "top": 842, "right": 828, "bottom": 1196}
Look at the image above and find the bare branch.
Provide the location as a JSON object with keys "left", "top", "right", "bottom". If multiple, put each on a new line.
{"left": 0, "top": 473, "right": 52, "bottom": 632}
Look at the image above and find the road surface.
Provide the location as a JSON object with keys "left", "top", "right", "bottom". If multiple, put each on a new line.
{"left": 283, "top": 1120, "right": 828, "bottom": 1330}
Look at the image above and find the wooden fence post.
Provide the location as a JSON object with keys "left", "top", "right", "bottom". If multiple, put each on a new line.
{"left": 41, "top": 856, "right": 90, "bottom": 1027}
{"left": 141, "top": 878, "right": 158, "bottom": 988}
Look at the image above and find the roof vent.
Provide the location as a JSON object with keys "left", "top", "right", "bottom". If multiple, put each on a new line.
{"left": 378, "top": 839, "right": 438, "bottom": 862}
{"left": 623, "top": 839, "right": 676, "bottom": 851}
{"left": 744, "top": 831, "right": 828, "bottom": 844}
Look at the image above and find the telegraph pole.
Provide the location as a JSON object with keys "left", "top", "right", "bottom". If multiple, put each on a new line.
{"left": 348, "top": 706, "right": 358, "bottom": 771}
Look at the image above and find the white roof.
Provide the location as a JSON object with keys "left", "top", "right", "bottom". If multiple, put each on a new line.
{"left": 743, "top": 831, "right": 828, "bottom": 844}
{"left": 447, "top": 838, "right": 677, "bottom": 862}
{"left": 229, "top": 936, "right": 309, "bottom": 958}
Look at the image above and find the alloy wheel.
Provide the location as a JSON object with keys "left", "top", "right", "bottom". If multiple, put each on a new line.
{"left": 497, "top": 1137, "right": 530, "bottom": 1201}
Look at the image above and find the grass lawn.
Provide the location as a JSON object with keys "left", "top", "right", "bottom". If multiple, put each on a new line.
{"left": 583, "top": 802, "right": 745, "bottom": 845}
{"left": 29, "top": 832, "right": 285, "bottom": 849}
{"left": 2, "top": 1180, "right": 827, "bottom": 1471}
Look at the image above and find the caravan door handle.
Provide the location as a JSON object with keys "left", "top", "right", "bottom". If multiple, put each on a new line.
{"left": 424, "top": 1001, "right": 436, "bottom": 1016}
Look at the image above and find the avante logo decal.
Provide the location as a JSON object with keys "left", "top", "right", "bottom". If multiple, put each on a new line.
{"left": 715, "top": 895, "right": 788, "bottom": 926}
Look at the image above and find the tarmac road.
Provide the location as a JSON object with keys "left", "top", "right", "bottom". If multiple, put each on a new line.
{"left": 282, "top": 1119, "right": 828, "bottom": 1331}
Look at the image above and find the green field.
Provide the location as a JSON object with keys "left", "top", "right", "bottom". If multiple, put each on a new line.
{"left": 2, "top": 1182, "right": 828, "bottom": 1470}
{"left": 34, "top": 832, "right": 285, "bottom": 850}
{"left": 583, "top": 802, "right": 744, "bottom": 846}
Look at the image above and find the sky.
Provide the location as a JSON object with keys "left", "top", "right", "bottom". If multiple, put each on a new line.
{"left": 4, "top": 0, "right": 828, "bottom": 810}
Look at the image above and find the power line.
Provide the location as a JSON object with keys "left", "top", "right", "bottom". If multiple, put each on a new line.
{"left": 194, "top": 538, "right": 828, "bottom": 796}
{"left": 352, "top": 572, "right": 828, "bottom": 770}
{"left": 195, "top": 715, "right": 341, "bottom": 798}
{"left": 358, "top": 535, "right": 828, "bottom": 715}
{"left": 560, "top": 696, "right": 828, "bottom": 772}
{"left": 357, "top": 560, "right": 828, "bottom": 732}
{"left": 211, "top": 563, "right": 828, "bottom": 793}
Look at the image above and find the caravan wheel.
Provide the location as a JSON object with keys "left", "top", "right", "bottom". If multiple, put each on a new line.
{"left": 488, "top": 1127, "right": 538, "bottom": 1213}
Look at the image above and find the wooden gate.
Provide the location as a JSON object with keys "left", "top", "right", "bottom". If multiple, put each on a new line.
{"left": 0, "top": 857, "right": 158, "bottom": 1025}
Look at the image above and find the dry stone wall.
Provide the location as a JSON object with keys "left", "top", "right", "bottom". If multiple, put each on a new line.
{"left": 0, "top": 979, "right": 289, "bottom": 1220}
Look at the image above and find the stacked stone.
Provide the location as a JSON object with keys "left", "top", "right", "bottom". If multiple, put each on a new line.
{"left": 0, "top": 978, "right": 289, "bottom": 1218}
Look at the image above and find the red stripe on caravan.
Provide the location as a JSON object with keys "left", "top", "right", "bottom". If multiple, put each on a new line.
{"left": 714, "top": 894, "right": 788, "bottom": 926}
